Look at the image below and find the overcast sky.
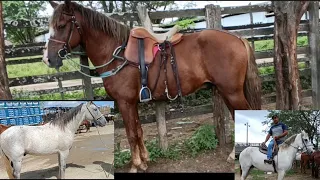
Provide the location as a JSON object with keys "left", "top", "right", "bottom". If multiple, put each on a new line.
{"left": 42, "top": 101, "right": 114, "bottom": 108}
{"left": 235, "top": 110, "right": 272, "bottom": 143}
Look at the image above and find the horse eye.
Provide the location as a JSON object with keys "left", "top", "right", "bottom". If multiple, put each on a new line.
{"left": 304, "top": 139, "right": 308, "bottom": 142}
{"left": 94, "top": 109, "right": 97, "bottom": 111}
{"left": 58, "top": 25, "right": 66, "bottom": 29}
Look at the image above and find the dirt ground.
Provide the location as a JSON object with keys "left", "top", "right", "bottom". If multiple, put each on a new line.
{"left": 235, "top": 162, "right": 315, "bottom": 180}
{"left": 0, "top": 123, "right": 114, "bottom": 179}
{"left": 115, "top": 113, "right": 235, "bottom": 173}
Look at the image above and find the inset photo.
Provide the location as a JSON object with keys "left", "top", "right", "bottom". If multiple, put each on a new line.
{"left": 0, "top": 100, "right": 114, "bottom": 179}
{"left": 235, "top": 110, "right": 317, "bottom": 180}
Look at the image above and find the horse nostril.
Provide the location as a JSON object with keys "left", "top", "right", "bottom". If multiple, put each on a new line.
{"left": 48, "top": 59, "right": 51, "bottom": 63}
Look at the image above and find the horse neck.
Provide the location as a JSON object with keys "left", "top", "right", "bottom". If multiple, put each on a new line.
{"left": 65, "top": 105, "right": 87, "bottom": 134}
{"left": 81, "top": 26, "right": 124, "bottom": 75}
{"left": 279, "top": 136, "right": 300, "bottom": 161}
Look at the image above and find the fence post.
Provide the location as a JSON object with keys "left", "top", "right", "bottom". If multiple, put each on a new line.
{"left": 137, "top": 5, "right": 168, "bottom": 150}
{"left": 80, "top": 46, "right": 94, "bottom": 100}
{"left": 0, "top": 1, "right": 12, "bottom": 100}
{"left": 308, "top": 2, "right": 320, "bottom": 109}
{"left": 205, "top": 4, "right": 228, "bottom": 146}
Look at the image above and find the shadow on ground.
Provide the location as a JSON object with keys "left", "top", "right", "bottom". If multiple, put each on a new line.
{"left": 93, "top": 161, "right": 114, "bottom": 176}
{"left": 20, "top": 163, "right": 85, "bottom": 179}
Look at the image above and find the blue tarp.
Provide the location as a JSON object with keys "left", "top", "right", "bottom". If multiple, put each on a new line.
{"left": 0, "top": 101, "right": 44, "bottom": 126}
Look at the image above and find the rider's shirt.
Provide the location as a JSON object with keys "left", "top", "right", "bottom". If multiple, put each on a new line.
{"left": 268, "top": 122, "right": 288, "bottom": 142}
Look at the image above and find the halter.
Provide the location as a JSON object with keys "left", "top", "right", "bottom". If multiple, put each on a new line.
{"left": 49, "top": 11, "right": 82, "bottom": 59}
{"left": 85, "top": 102, "right": 104, "bottom": 122}
{"left": 48, "top": 10, "right": 128, "bottom": 79}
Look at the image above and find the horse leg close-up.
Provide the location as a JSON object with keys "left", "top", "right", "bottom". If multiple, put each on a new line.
{"left": 117, "top": 100, "right": 143, "bottom": 173}
{"left": 240, "top": 165, "right": 251, "bottom": 180}
{"left": 277, "top": 170, "right": 286, "bottom": 180}
{"left": 135, "top": 115, "right": 149, "bottom": 171}
{"left": 12, "top": 158, "right": 23, "bottom": 179}
{"left": 58, "top": 150, "right": 69, "bottom": 179}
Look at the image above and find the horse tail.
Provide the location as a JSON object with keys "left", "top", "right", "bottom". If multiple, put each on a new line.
{"left": 316, "top": 164, "right": 319, "bottom": 178}
{"left": 240, "top": 38, "right": 262, "bottom": 110}
{"left": 1, "top": 149, "right": 14, "bottom": 179}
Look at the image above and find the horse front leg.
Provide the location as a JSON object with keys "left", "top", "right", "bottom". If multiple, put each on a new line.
{"left": 277, "top": 170, "right": 286, "bottom": 180}
{"left": 118, "top": 100, "right": 145, "bottom": 173}
{"left": 58, "top": 150, "right": 69, "bottom": 179}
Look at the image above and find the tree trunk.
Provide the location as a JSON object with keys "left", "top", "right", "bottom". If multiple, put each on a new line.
{"left": 121, "top": 0, "right": 126, "bottom": 12}
{"left": 273, "top": 1, "right": 309, "bottom": 110}
{"left": 108, "top": 1, "right": 114, "bottom": 13}
{"left": 100, "top": 1, "right": 108, "bottom": 13}
{"left": 0, "top": 2, "right": 12, "bottom": 100}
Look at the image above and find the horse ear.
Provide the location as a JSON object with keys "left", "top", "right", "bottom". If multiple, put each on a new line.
{"left": 49, "top": 1, "right": 59, "bottom": 8}
{"left": 64, "top": 0, "right": 72, "bottom": 11}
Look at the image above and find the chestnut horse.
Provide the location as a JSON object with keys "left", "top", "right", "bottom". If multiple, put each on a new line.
{"left": 311, "top": 151, "right": 320, "bottom": 178}
{"left": 0, "top": 124, "right": 10, "bottom": 134}
{"left": 44, "top": 1, "right": 261, "bottom": 172}
{"left": 299, "top": 152, "right": 311, "bottom": 174}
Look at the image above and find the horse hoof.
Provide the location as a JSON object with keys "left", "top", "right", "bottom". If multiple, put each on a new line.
{"left": 227, "top": 156, "right": 235, "bottom": 163}
{"left": 139, "top": 163, "right": 148, "bottom": 171}
{"left": 129, "top": 167, "right": 138, "bottom": 173}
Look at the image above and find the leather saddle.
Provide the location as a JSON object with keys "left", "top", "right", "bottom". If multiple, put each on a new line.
{"left": 124, "top": 25, "right": 183, "bottom": 65}
{"left": 259, "top": 142, "right": 279, "bottom": 157}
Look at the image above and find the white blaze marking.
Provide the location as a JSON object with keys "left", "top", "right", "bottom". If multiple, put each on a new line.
{"left": 42, "top": 41, "right": 50, "bottom": 66}
{"left": 49, "top": 25, "right": 55, "bottom": 36}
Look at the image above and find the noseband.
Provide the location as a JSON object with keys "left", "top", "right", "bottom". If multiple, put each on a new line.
{"left": 284, "top": 134, "right": 313, "bottom": 154}
{"left": 48, "top": 11, "right": 82, "bottom": 59}
{"left": 85, "top": 103, "right": 104, "bottom": 122}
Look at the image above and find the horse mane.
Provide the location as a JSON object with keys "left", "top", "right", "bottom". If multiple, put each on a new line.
{"left": 49, "top": 103, "right": 84, "bottom": 130}
{"left": 279, "top": 134, "right": 298, "bottom": 149}
{"left": 50, "top": 2, "right": 130, "bottom": 43}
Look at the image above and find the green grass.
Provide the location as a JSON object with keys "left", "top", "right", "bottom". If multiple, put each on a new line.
{"left": 12, "top": 87, "right": 107, "bottom": 100}
{"left": 114, "top": 124, "right": 218, "bottom": 168}
{"left": 254, "top": 36, "right": 308, "bottom": 52}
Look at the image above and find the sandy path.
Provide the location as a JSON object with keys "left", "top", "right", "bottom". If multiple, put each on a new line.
{"left": 0, "top": 123, "right": 114, "bottom": 179}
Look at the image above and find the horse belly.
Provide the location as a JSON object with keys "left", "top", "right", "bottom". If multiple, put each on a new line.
{"left": 24, "top": 129, "right": 65, "bottom": 155}
{"left": 248, "top": 148, "right": 276, "bottom": 172}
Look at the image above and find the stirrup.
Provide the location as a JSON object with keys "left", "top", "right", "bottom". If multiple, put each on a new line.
{"left": 139, "top": 86, "right": 152, "bottom": 103}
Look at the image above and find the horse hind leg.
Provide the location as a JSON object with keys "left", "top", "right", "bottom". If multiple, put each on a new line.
{"left": 240, "top": 165, "right": 253, "bottom": 180}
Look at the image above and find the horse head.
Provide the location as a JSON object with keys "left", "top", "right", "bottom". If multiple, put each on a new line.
{"left": 44, "top": 0, "right": 83, "bottom": 69}
{"left": 84, "top": 101, "right": 107, "bottom": 127}
{"left": 299, "top": 130, "right": 315, "bottom": 154}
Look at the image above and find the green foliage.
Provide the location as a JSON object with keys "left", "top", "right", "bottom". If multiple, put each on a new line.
{"left": 114, "top": 125, "right": 218, "bottom": 168}
{"left": 263, "top": 110, "right": 320, "bottom": 148}
{"left": 4, "top": 1, "right": 47, "bottom": 45}
{"left": 184, "top": 124, "right": 218, "bottom": 157}
{"left": 114, "top": 143, "right": 131, "bottom": 168}
{"left": 176, "top": 18, "right": 196, "bottom": 29}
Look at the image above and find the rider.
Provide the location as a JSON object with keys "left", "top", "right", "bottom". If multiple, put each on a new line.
{"left": 263, "top": 115, "right": 288, "bottom": 164}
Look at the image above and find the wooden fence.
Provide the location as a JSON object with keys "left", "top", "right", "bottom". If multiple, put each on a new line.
{"left": 5, "top": 3, "right": 316, "bottom": 104}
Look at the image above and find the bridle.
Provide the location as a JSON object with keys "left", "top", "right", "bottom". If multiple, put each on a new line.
{"left": 284, "top": 133, "right": 313, "bottom": 154}
{"left": 85, "top": 102, "right": 104, "bottom": 123}
{"left": 48, "top": 11, "right": 82, "bottom": 59}
{"left": 47, "top": 9, "right": 128, "bottom": 79}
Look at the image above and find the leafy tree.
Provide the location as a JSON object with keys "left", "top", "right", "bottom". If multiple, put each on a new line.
{"left": 262, "top": 110, "right": 320, "bottom": 149}
{"left": 3, "top": 1, "right": 47, "bottom": 45}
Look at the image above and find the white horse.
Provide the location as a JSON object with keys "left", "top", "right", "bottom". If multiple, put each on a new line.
{"left": 239, "top": 130, "right": 315, "bottom": 180}
{"left": 0, "top": 101, "right": 107, "bottom": 179}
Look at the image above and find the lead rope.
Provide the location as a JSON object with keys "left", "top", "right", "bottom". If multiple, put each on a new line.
{"left": 95, "top": 126, "right": 113, "bottom": 178}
